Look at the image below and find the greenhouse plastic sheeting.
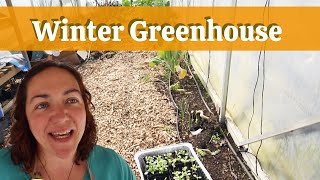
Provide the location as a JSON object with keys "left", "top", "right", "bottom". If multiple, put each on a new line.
{"left": 171, "top": 0, "right": 320, "bottom": 180}
{"left": 1, "top": 0, "right": 96, "bottom": 6}
{"left": 0, "top": 51, "right": 29, "bottom": 71}
{"left": 0, "top": 103, "right": 3, "bottom": 119}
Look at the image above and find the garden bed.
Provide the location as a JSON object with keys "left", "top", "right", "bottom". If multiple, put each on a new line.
{"left": 152, "top": 53, "right": 251, "bottom": 180}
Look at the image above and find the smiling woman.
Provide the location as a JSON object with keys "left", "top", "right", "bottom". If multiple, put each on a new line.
{"left": 0, "top": 61, "right": 136, "bottom": 180}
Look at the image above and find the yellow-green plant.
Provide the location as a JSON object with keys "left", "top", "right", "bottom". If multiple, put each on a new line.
{"left": 169, "top": 82, "right": 186, "bottom": 93}
{"left": 150, "top": 51, "right": 188, "bottom": 80}
{"left": 209, "top": 133, "right": 221, "bottom": 144}
{"left": 196, "top": 148, "right": 220, "bottom": 159}
{"left": 122, "top": 0, "right": 169, "bottom": 6}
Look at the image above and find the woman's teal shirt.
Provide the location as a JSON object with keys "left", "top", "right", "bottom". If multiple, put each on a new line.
{"left": 0, "top": 145, "right": 136, "bottom": 180}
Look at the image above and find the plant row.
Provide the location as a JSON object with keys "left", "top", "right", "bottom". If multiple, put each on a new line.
{"left": 143, "top": 150, "right": 205, "bottom": 180}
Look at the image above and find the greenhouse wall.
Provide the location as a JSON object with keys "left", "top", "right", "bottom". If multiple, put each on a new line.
{"left": 171, "top": 0, "right": 320, "bottom": 179}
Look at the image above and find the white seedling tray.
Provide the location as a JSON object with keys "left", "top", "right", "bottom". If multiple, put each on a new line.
{"left": 134, "top": 143, "right": 213, "bottom": 180}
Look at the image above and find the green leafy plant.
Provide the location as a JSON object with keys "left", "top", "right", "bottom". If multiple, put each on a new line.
{"left": 145, "top": 156, "right": 154, "bottom": 164}
{"left": 196, "top": 148, "right": 206, "bottom": 158}
{"left": 144, "top": 162, "right": 157, "bottom": 175}
{"left": 180, "top": 155, "right": 190, "bottom": 165}
{"left": 196, "top": 148, "right": 221, "bottom": 158}
{"left": 173, "top": 171, "right": 183, "bottom": 180}
{"left": 169, "top": 82, "right": 186, "bottom": 92}
{"left": 171, "top": 158, "right": 178, "bottom": 168}
{"left": 190, "top": 163, "right": 202, "bottom": 179}
{"left": 173, "top": 167, "right": 192, "bottom": 180}
{"left": 178, "top": 98, "right": 190, "bottom": 124}
{"left": 181, "top": 166, "right": 191, "bottom": 178}
{"left": 176, "top": 150, "right": 188, "bottom": 159}
{"left": 164, "top": 152, "right": 172, "bottom": 160}
{"left": 209, "top": 133, "right": 221, "bottom": 144}
{"left": 191, "top": 164, "right": 199, "bottom": 172}
{"left": 157, "top": 159, "right": 168, "bottom": 173}
{"left": 93, "top": 0, "right": 119, "bottom": 6}
{"left": 190, "top": 156, "right": 196, "bottom": 163}
{"left": 144, "top": 155, "right": 168, "bottom": 175}
{"left": 150, "top": 51, "right": 189, "bottom": 80}
{"left": 164, "top": 152, "right": 173, "bottom": 166}
{"left": 122, "top": 0, "right": 169, "bottom": 6}
{"left": 193, "top": 174, "right": 202, "bottom": 179}
{"left": 143, "top": 150, "right": 203, "bottom": 179}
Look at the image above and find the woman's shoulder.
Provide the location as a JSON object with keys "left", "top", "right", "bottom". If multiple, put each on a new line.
{"left": 0, "top": 148, "right": 12, "bottom": 166}
{"left": 88, "top": 145, "right": 126, "bottom": 167}
{"left": 91, "top": 145, "right": 118, "bottom": 157}
{"left": 88, "top": 145, "right": 136, "bottom": 180}
{"left": 0, "top": 148, "right": 28, "bottom": 179}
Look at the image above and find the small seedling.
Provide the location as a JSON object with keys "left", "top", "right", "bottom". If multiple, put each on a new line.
{"left": 191, "top": 164, "right": 199, "bottom": 172}
{"left": 178, "top": 98, "right": 189, "bottom": 123}
{"left": 144, "top": 155, "right": 168, "bottom": 175}
{"left": 180, "top": 156, "right": 190, "bottom": 165}
{"left": 144, "top": 163, "right": 157, "bottom": 175}
{"left": 177, "top": 150, "right": 187, "bottom": 156}
{"left": 173, "top": 171, "right": 183, "bottom": 180}
{"left": 193, "top": 174, "right": 202, "bottom": 179}
{"left": 196, "top": 148, "right": 221, "bottom": 158}
{"left": 164, "top": 152, "right": 172, "bottom": 160}
{"left": 181, "top": 166, "right": 191, "bottom": 178}
{"left": 143, "top": 149, "right": 203, "bottom": 179}
{"left": 169, "top": 82, "right": 186, "bottom": 92}
{"left": 145, "top": 156, "right": 154, "bottom": 164}
{"left": 190, "top": 156, "right": 196, "bottom": 163}
{"left": 191, "top": 164, "right": 202, "bottom": 180}
{"left": 171, "top": 158, "right": 177, "bottom": 168}
{"left": 175, "top": 150, "right": 188, "bottom": 162}
{"left": 209, "top": 133, "right": 221, "bottom": 144}
{"left": 196, "top": 148, "right": 207, "bottom": 158}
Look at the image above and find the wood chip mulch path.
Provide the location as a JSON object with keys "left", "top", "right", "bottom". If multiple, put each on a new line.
{"left": 78, "top": 51, "right": 178, "bottom": 177}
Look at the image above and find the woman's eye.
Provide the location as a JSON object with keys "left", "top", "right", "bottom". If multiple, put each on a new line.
{"left": 36, "top": 103, "right": 48, "bottom": 110}
{"left": 67, "top": 98, "right": 79, "bottom": 104}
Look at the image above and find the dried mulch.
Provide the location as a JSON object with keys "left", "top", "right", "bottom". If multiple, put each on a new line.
{"left": 78, "top": 51, "right": 178, "bottom": 177}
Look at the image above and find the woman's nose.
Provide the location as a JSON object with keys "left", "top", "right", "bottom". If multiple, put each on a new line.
{"left": 50, "top": 105, "right": 69, "bottom": 123}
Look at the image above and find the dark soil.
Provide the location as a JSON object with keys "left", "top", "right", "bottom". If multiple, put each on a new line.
{"left": 154, "top": 65, "right": 251, "bottom": 180}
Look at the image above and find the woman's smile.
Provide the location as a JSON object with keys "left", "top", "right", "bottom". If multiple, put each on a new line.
{"left": 49, "top": 129, "right": 74, "bottom": 141}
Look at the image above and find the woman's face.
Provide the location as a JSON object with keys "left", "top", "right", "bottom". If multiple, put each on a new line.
{"left": 25, "top": 67, "right": 86, "bottom": 158}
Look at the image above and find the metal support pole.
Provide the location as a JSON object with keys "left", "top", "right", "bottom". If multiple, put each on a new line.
{"left": 5, "top": 0, "right": 31, "bottom": 69}
{"left": 238, "top": 119, "right": 320, "bottom": 146}
{"left": 22, "top": 51, "right": 31, "bottom": 69}
{"left": 219, "top": 51, "right": 232, "bottom": 124}
{"left": 5, "top": 0, "right": 12, "bottom": 6}
{"left": 219, "top": 0, "right": 237, "bottom": 124}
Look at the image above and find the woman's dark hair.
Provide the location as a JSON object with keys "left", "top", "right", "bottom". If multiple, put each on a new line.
{"left": 5, "top": 60, "right": 97, "bottom": 172}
